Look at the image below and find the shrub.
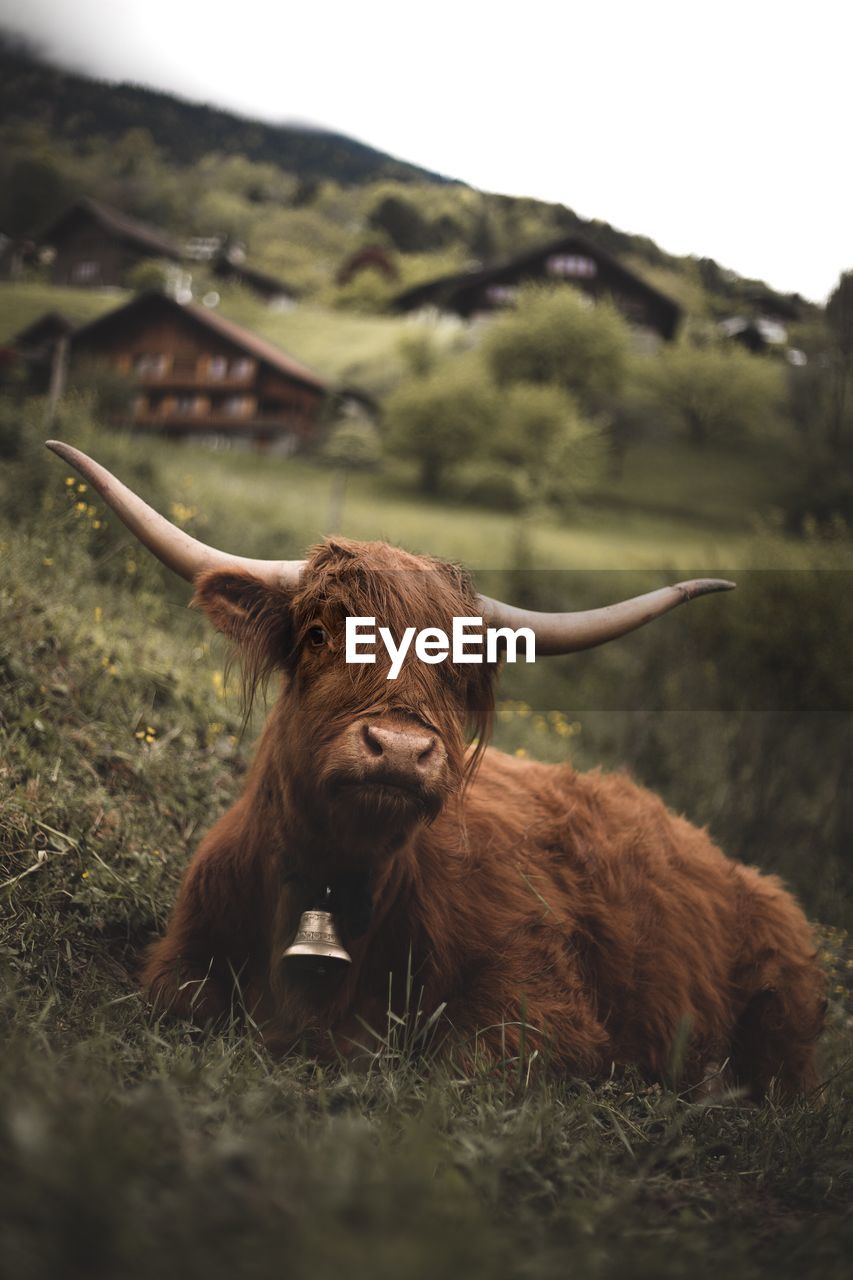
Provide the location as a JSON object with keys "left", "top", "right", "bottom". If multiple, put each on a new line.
{"left": 453, "top": 461, "right": 532, "bottom": 511}
{"left": 481, "top": 285, "right": 631, "bottom": 408}
{"left": 124, "top": 258, "right": 171, "bottom": 293}
{"left": 638, "top": 343, "right": 783, "bottom": 447}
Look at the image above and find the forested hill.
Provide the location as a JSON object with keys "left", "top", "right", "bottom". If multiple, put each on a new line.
{"left": 0, "top": 38, "right": 456, "bottom": 187}
{"left": 0, "top": 33, "right": 814, "bottom": 320}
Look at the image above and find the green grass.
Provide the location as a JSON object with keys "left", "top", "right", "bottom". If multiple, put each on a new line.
{"left": 145, "top": 435, "right": 845, "bottom": 573}
{"left": 2, "top": 421, "right": 853, "bottom": 1278}
{"left": 217, "top": 293, "right": 459, "bottom": 396}
{"left": 0, "top": 282, "right": 124, "bottom": 339}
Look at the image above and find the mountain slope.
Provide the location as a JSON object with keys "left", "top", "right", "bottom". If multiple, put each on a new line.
{"left": 0, "top": 38, "right": 458, "bottom": 187}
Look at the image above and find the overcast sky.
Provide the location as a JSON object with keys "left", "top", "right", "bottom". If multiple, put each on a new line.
{"left": 2, "top": 0, "right": 849, "bottom": 302}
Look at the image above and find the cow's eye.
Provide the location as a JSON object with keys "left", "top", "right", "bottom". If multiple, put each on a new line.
{"left": 307, "top": 626, "right": 329, "bottom": 650}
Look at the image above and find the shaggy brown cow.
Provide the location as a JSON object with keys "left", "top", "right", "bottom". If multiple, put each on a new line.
{"left": 49, "top": 441, "right": 825, "bottom": 1096}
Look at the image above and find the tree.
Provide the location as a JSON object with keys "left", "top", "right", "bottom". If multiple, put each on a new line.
{"left": 826, "top": 271, "right": 853, "bottom": 450}
{"left": 481, "top": 285, "right": 630, "bottom": 408}
{"left": 0, "top": 156, "right": 68, "bottom": 234}
{"left": 491, "top": 382, "right": 603, "bottom": 504}
{"left": 322, "top": 419, "right": 382, "bottom": 530}
{"left": 640, "top": 343, "right": 782, "bottom": 448}
{"left": 384, "top": 359, "right": 499, "bottom": 494}
{"left": 368, "top": 194, "right": 431, "bottom": 253}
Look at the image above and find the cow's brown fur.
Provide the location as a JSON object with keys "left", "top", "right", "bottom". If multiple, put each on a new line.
{"left": 142, "top": 539, "right": 825, "bottom": 1096}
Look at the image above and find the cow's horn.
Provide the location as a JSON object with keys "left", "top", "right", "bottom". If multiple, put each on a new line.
{"left": 478, "top": 579, "right": 735, "bottom": 656}
{"left": 46, "top": 441, "right": 305, "bottom": 588}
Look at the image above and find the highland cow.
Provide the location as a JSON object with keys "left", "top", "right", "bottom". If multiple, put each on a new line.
{"left": 49, "top": 441, "right": 825, "bottom": 1096}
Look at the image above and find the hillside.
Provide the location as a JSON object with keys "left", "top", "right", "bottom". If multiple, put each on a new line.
{"left": 0, "top": 37, "right": 456, "bottom": 188}
{"left": 0, "top": 34, "right": 815, "bottom": 321}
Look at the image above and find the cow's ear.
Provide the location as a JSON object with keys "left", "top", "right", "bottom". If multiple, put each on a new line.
{"left": 192, "top": 570, "right": 294, "bottom": 660}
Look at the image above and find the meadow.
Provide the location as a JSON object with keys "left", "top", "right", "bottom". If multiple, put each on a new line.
{"left": 1, "top": 409, "right": 852, "bottom": 1279}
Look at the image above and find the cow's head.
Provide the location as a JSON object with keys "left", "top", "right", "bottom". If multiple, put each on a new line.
{"left": 194, "top": 538, "right": 495, "bottom": 864}
{"left": 46, "top": 441, "right": 734, "bottom": 874}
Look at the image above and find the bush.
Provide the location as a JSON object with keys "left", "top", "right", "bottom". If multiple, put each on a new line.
{"left": 322, "top": 419, "right": 382, "bottom": 471}
{"left": 124, "top": 258, "right": 171, "bottom": 293}
{"left": 453, "top": 461, "right": 532, "bottom": 511}
{"left": 481, "top": 285, "right": 631, "bottom": 408}
{"left": 638, "top": 343, "right": 783, "bottom": 447}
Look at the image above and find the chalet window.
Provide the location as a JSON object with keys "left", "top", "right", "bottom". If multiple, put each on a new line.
{"left": 72, "top": 260, "right": 99, "bottom": 283}
{"left": 134, "top": 353, "right": 167, "bottom": 377}
{"left": 546, "top": 253, "right": 598, "bottom": 279}
{"left": 231, "top": 357, "right": 254, "bottom": 380}
{"left": 208, "top": 355, "right": 228, "bottom": 380}
{"left": 485, "top": 284, "right": 518, "bottom": 306}
{"left": 174, "top": 396, "right": 196, "bottom": 415}
{"left": 222, "top": 395, "right": 252, "bottom": 417}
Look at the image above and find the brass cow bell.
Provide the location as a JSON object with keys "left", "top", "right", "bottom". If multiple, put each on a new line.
{"left": 282, "top": 906, "right": 352, "bottom": 975}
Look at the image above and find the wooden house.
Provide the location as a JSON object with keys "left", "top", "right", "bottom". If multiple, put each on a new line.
{"left": 392, "top": 234, "right": 681, "bottom": 341}
{"left": 337, "top": 245, "right": 400, "bottom": 287}
{"left": 40, "top": 197, "right": 182, "bottom": 288}
{"left": 210, "top": 251, "right": 297, "bottom": 305}
{"left": 69, "top": 291, "right": 328, "bottom": 447}
{"left": 7, "top": 311, "right": 74, "bottom": 392}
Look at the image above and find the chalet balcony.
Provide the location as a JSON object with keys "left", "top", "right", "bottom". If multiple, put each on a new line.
{"left": 134, "top": 371, "right": 256, "bottom": 390}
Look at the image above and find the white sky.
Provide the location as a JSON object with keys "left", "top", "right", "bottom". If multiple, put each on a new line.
{"left": 2, "top": 0, "right": 850, "bottom": 302}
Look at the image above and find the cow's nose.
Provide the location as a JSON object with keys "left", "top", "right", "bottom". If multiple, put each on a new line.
{"left": 360, "top": 721, "right": 442, "bottom": 777}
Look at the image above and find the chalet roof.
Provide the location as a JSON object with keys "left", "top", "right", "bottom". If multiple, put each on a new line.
{"left": 71, "top": 290, "right": 328, "bottom": 391}
{"left": 392, "top": 233, "right": 681, "bottom": 325}
{"left": 40, "top": 197, "right": 182, "bottom": 261}
{"left": 212, "top": 254, "right": 298, "bottom": 298}
{"left": 12, "top": 311, "right": 75, "bottom": 347}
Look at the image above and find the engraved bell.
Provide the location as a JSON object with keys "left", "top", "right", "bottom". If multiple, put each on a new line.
{"left": 281, "top": 907, "right": 352, "bottom": 973}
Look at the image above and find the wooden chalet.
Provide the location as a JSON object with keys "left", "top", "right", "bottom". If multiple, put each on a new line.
{"left": 69, "top": 291, "right": 328, "bottom": 447}
{"left": 210, "top": 252, "right": 297, "bottom": 305}
{"left": 392, "top": 234, "right": 681, "bottom": 341}
{"left": 337, "top": 245, "right": 400, "bottom": 287}
{"left": 7, "top": 311, "right": 74, "bottom": 392}
{"left": 40, "top": 197, "right": 182, "bottom": 288}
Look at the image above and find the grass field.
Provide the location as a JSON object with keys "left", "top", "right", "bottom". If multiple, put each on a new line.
{"left": 2, "top": 411, "right": 852, "bottom": 1278}
{"left": 109, "top": 427, "right": 846, "bottom": 575}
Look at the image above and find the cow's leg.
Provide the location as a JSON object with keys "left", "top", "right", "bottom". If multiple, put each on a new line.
{"left": 729, "top": 975, "right": 825, "bottom": 1100}
{"left": 445, "top": 977, "right": 611, "bottom": 1079}
{"left": 142, "top": 836, "right": 261, "bottom": 1025}
{"left": 728, "top": 870, "right": 826, "bottom": 1100}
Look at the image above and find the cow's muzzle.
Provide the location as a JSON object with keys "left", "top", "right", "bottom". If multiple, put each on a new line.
{"left": 330, "top": 714, "right": 449, "bottom": 812}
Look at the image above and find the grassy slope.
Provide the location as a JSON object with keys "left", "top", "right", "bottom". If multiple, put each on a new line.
{"left": 0, "top": 282, "right": 123, "bottom": 338}
{"left": 1, "top": 493, "right": 852, "bottom": 1280}
{"left": 151, "top": 436, "right": 827, "bottom": 572}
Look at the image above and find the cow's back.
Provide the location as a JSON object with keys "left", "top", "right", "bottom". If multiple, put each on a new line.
{"left": 429, "top": 748, "right": 811, "bottom": 1080}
